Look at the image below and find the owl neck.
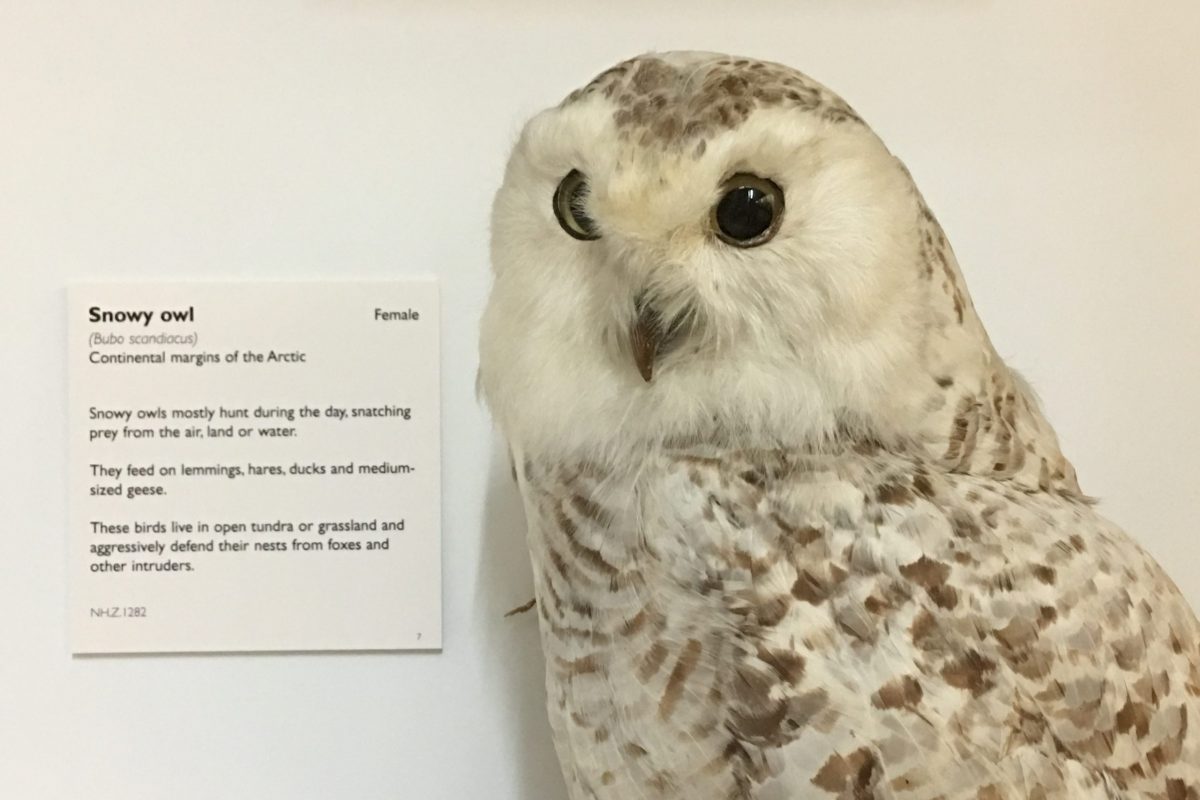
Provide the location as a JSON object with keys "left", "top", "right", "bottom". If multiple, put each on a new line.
{"left": 905, "top": 200, "right": 1083, "bottom": 498}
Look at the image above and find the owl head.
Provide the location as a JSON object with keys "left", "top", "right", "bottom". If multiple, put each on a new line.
{"left": 480, "top": 52, "right": 1078, "bottom": 493}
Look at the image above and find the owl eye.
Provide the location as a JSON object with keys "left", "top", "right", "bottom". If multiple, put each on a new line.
{"left": 712, "top": 173, "right": 785, "bottom": 247}
{"left": 553, "top": 169, "right": 600, "bottom": 241}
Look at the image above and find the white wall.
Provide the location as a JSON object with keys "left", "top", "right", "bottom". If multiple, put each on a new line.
{"left": 2, "top": 2, "right": 1197, "bottom": 798}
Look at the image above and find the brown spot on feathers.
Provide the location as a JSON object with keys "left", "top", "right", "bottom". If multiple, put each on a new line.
{"left": 556, "top": 507, "right": 618, "bottom": 577}
{"left": 1115, "top": 697, "right": 1154, "bottom": 738}
{"left": 773, "top": 514, "right": 823, "bottom": 547}
{"left": 637, "top": 642, "right": 669, "bottom": 682}
{"left": 658, "top": 639, "right": 703, "bottom": 720}
{"left": 621, "top": 742, "right": 648, "bottom": 759}
{"left": 811, "top": 747, "right": 882, "bottom": 795}
{"left": 1031, "top": 564, "right": 1057, "bottom": 585}
{"left": 757, "top": 647, "right": 806, "bottom": 685}
{"left": 620, "top": 608, "right": 649, "bottom": 637}
{"left": 727, "top": 664, "right": 791, "bottom": 745}
{"left": 1167, "top": 779, "right": 1200, "bottom": 800}
{"left": 912, "top": 473, "right": 936, "bottom": 499}
{"left": 876, "top": 482, "right": 915, "bottom": 506}
{"left": 872, "top": 675, "right": 924, "bottom": 711}
{"left": 570, "top": 493, "right": 612, "bottom": 527}
{"left": 900, "top": 556, "right": 952, "bottom": 589}
{"left": 792, "top": 569, "right": 832, "bottom": 605}
{"left": 754, "top": 595, "right": 792, "bottom": 627}
{"left": 940, "top": 650, "right": 997, "bottom": 697}
{"left": 900, "top": 555, "right": 959, "bottom": 609}
{"left": 557, "top": 654, "right": 602, "bottom": 678}
{"left": 993, "top": 616, "right": 1040, "bottom": 652}
{"left": 910, "top": 609, "right": 942, "bottom": 651}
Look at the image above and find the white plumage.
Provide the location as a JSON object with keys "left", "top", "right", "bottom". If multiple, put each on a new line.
{"left": 479, "top": 52, "right": 1200, "bottom": 799}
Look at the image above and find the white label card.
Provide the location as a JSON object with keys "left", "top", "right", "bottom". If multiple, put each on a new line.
{"left": 67, "top": 281, "right": 441, "bottom": 654}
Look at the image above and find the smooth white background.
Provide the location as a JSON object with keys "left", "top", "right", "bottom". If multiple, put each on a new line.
{"left": 2, "top": 2, "right": 1197, "bottom": 798}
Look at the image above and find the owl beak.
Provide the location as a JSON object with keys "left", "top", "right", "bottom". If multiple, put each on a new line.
{"left": 630, "top": 295, "right": 692, "bottom": 382}
{"left": 630, "top": 303, "right": 661, "bottom": 382}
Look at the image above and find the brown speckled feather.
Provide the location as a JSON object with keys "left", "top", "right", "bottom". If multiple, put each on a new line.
{"left": 517, "top": 449, "right": 1200, "bottom": 799}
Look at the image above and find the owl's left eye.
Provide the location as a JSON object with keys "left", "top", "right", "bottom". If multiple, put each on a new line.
{"left": 712, "top": 173, "right": 785, "bottom": 248}
{"left": 553, "top": 169, "right": 600, "bottom": 241}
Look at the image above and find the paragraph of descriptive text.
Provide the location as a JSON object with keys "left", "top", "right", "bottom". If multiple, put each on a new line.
{"left": 68, "top": 281, "right": 442, "bottom": 654}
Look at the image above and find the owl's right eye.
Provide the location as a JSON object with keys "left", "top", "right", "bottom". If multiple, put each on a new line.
{"left": 553, "top": 170, "right": 600, "bottom": 241}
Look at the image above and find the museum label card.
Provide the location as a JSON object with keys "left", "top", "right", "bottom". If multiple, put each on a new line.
{"left": 68, "top": 281, "right": 441, "bottom": 654}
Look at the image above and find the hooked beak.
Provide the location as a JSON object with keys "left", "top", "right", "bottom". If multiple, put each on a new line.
{"left": 629, "top": 297, "right": 689, "bottom": 383}
{"left": 630, "top": 303, "right": 661, "bottom": 382}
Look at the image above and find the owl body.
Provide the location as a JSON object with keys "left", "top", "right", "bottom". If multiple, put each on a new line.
{"left": 480, "top": 52, "right": 1200, "bottom": 798}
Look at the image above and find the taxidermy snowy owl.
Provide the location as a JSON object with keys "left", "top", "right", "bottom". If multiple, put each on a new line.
{"left": 478, "top": 52, "right": 1200, "bottom": 799}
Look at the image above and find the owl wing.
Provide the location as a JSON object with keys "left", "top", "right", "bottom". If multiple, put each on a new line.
{"left": 643, "top": 449, "right": 1200, "bottom": 799}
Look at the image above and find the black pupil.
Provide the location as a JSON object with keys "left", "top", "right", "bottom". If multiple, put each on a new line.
{"left": 569, "top": 178, "right": 595, "bottom": 233}
{"left": 716, "top": 186, "right": 774, "bottom": 241}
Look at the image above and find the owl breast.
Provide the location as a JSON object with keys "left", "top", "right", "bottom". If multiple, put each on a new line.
{"left": 517, "top": 448, "right": 1200, "bottom": 800}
